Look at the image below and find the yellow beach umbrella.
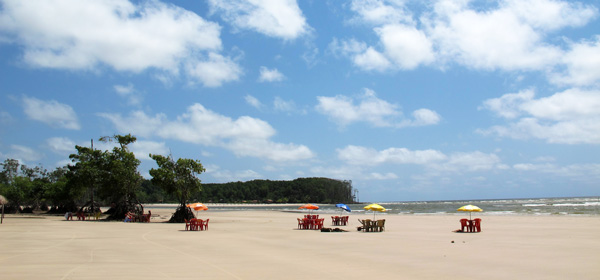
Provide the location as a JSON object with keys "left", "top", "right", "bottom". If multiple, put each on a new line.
{"left": 364, "top": 203, "right": 386, "bottom": 219}
{"left": 457, "top": 204, "right": 482, "bottom": 219}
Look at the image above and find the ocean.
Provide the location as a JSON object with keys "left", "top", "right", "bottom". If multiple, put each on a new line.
{"left": 151, "top": 196, "right": 600, "bottom": 216}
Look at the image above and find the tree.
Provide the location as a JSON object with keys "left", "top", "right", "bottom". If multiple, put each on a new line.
{"left": 149, "top": 154, "right": 205, "bottom": 222}
{"left": 67, "top": 134, "right": 143, "bottom": 220}
{"left": 0, "top": 159, "right": 50, "bottom": 213}
{"left": 67, "top": 144, "right": 107, "bottom": 214}
{"left": 98, "top": 134, "right": 143, "bottom": 220}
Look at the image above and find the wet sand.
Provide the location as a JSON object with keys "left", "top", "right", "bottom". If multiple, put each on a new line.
{"left": 0, "top": 208, "right": 599, "bottom": 279}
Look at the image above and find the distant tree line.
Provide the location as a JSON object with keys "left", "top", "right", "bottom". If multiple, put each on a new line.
{"left": 0, "top": 134, "right": 356, "bottom": 222}
{"left": 198, "top": 178, "right": 355, "bottom": 204}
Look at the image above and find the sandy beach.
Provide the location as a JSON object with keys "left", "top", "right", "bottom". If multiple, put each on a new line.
{"left": 1, "top": 208, "right": 599, "bottom": 280}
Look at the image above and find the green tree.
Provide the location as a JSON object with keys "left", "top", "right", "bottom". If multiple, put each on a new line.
{"left": 149, "top": 154, "right": 205, "bottom": 222}
{"left": 98, "top": 134, "right": 143, "bottom": 220}
{"left": 67, "top": 144, "right": 107, "bottom": 214}
{"left": 0, "top": 159, "right": 50, "bottom": 212}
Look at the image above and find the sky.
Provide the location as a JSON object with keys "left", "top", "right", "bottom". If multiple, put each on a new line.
{"left": 1, "top": 0, "right": 599, "bottom": 202}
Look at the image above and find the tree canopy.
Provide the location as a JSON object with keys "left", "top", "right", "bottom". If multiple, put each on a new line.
{"left": 149, "top": 154, "right": 205, "bottom": 222}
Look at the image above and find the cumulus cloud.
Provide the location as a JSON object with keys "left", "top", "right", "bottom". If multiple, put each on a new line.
{"left": 258, "top": 66, "right": 285, "bottom": 82}
{"left": 376, "top": 24, "right": 435, "bottom": 69}
{"left": 315, "top": 88, "right": 440, "bottom": 128}
{"left": 0, "top": 0, "right": 243, "bottom": 87}
{"left": 99, "top": 103, "right": 314, "bottom": 161}
{"left": 208, "top": 0, "right": 310, "bottom": 40}
{"left": 22, "top": 96, "right": 80, "bottom": 129}
{"left": 334, "top": 0, "right": 598, "bottom": 75}
{"left": 185, "top": 52, "right": 243, "bottom": 87}
{"left": 479, "top": 88, "right": 600, "bottom": 144}
{"left": 550, "top": 36, "right": 600, "bottom": 86}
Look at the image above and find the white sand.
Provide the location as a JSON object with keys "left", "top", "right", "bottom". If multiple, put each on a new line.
{"left": 0, "top": 208, "right": 599, "bottom": 280}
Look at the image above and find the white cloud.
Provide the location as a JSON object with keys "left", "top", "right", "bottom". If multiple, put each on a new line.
{"left": 353, "top": 47, "right": 392, "bottom": 72}
{"left": 0, "top": 0, "right": 244, "bottom": 87}
{"left": 376, "top": 24, "right": 435, "bottom": 69}
{"left": 99, "top": 103, "right": 315, "bottom": 162}
{"left": 426, "top": 0, "right": 563, "bottom": 71}
{"left": 185, "top": 52, "right": 243, "bottom": 87}
{"left": 258, "top": 66, "right": 285, "bottom": 82}
{"left": 337, "top": 145, "right": 447, "bottom": 166}
{"left": 349, "top": 0, "right": 414, "bottom": 26}
{"left": 98, "top": 110, "right": 166, "bottom": 138}
{"left": 130, "top": 140, "right": 169, "bottom": 161}
{"left": 208, "top": 0, "right": 310, "bottom": 40}
{"left": 46, "top": 137, "right": 76, "bottom": 154}
{"left": 366, "top": 172, "right": 398, "bottom": 180}
{"left": 22, "top": 96, "right": 80, "bottom": 130}
{"left": 273, "top": 97, "right": 305, "bottom": 115}
{"left": 338, "top": 0, "right": 598, "bottom": 73}
{"left": 336, "top": 145, "right": 506, "bottom": 180}
{"left": 503, "top": 0, "right": 597, "bottom": 31}
{"left": 479, "top": 88, "right": 600, "bottom": 144}
{"left": 408, "top": 109, "right": 442, "bottom": 126}
{"left": 513, "top": 162, "right": 600, "bottom": 179}
{"left": 114, "top": 83, "right": 142, "bottom": 106}
{"left": 550, "top": 36, "right": 600, "bottom": 87}
{"left": 245, "top": 95, "right": 263, "bottom": 109}
{"left": 8, "top": 144, "right": 40, "bottom": 163}
{"left": 316, "top": 88, "right": 440, "bottom": 128}
{"left": 206, "top": 164, "right": 262, "bottom": 182}
{"left": 432, "top": 151, "right": 505, "bottom": 172}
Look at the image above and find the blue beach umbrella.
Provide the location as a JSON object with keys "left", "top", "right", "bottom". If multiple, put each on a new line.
{"left": 335, "top": 203, "right": 351, "bottom": 213}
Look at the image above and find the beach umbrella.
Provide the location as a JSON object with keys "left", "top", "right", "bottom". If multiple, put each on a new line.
{"left": 187, "top": 203, "right": 208, "bottom": 217}
{"left": 457, "top": 204, "right": 482, "bottom": 219}
{"left": 364, "top": 203, "right": 386, "bottom": 219}
{"left": 298, "top": 204, "right": 319, "bottom": 214}
{"left": 335, "top": 203, "right": 351, "bottom": 214}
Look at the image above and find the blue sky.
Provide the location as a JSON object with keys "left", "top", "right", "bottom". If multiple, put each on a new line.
{"left": 1, "top": 0, "right": 599, "bottom": 202}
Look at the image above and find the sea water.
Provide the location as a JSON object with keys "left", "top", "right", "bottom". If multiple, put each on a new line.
{"left": 152, "top": 196, "right": 600, "bottom": 216}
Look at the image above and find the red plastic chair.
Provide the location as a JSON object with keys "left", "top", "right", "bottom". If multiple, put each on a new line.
{"left": 184, "top": 219, "right": 191, "bottom": 231}
{"left": 314, "top": 218, "right": 324, "bottom": 230}
{"left": 473, "top": 218, "right": 482, "bottom": 232}
{"left": 203, "top": 219, "right": 209, "bottom": 231}
{"left": 460, "top": 219, "right": 469, "bottom": 232}
{"left": 195, "top": 219, "right": 205, "bottom": 231}
{"left": 342, "top": 216, "right": 349, "bottom": 226}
